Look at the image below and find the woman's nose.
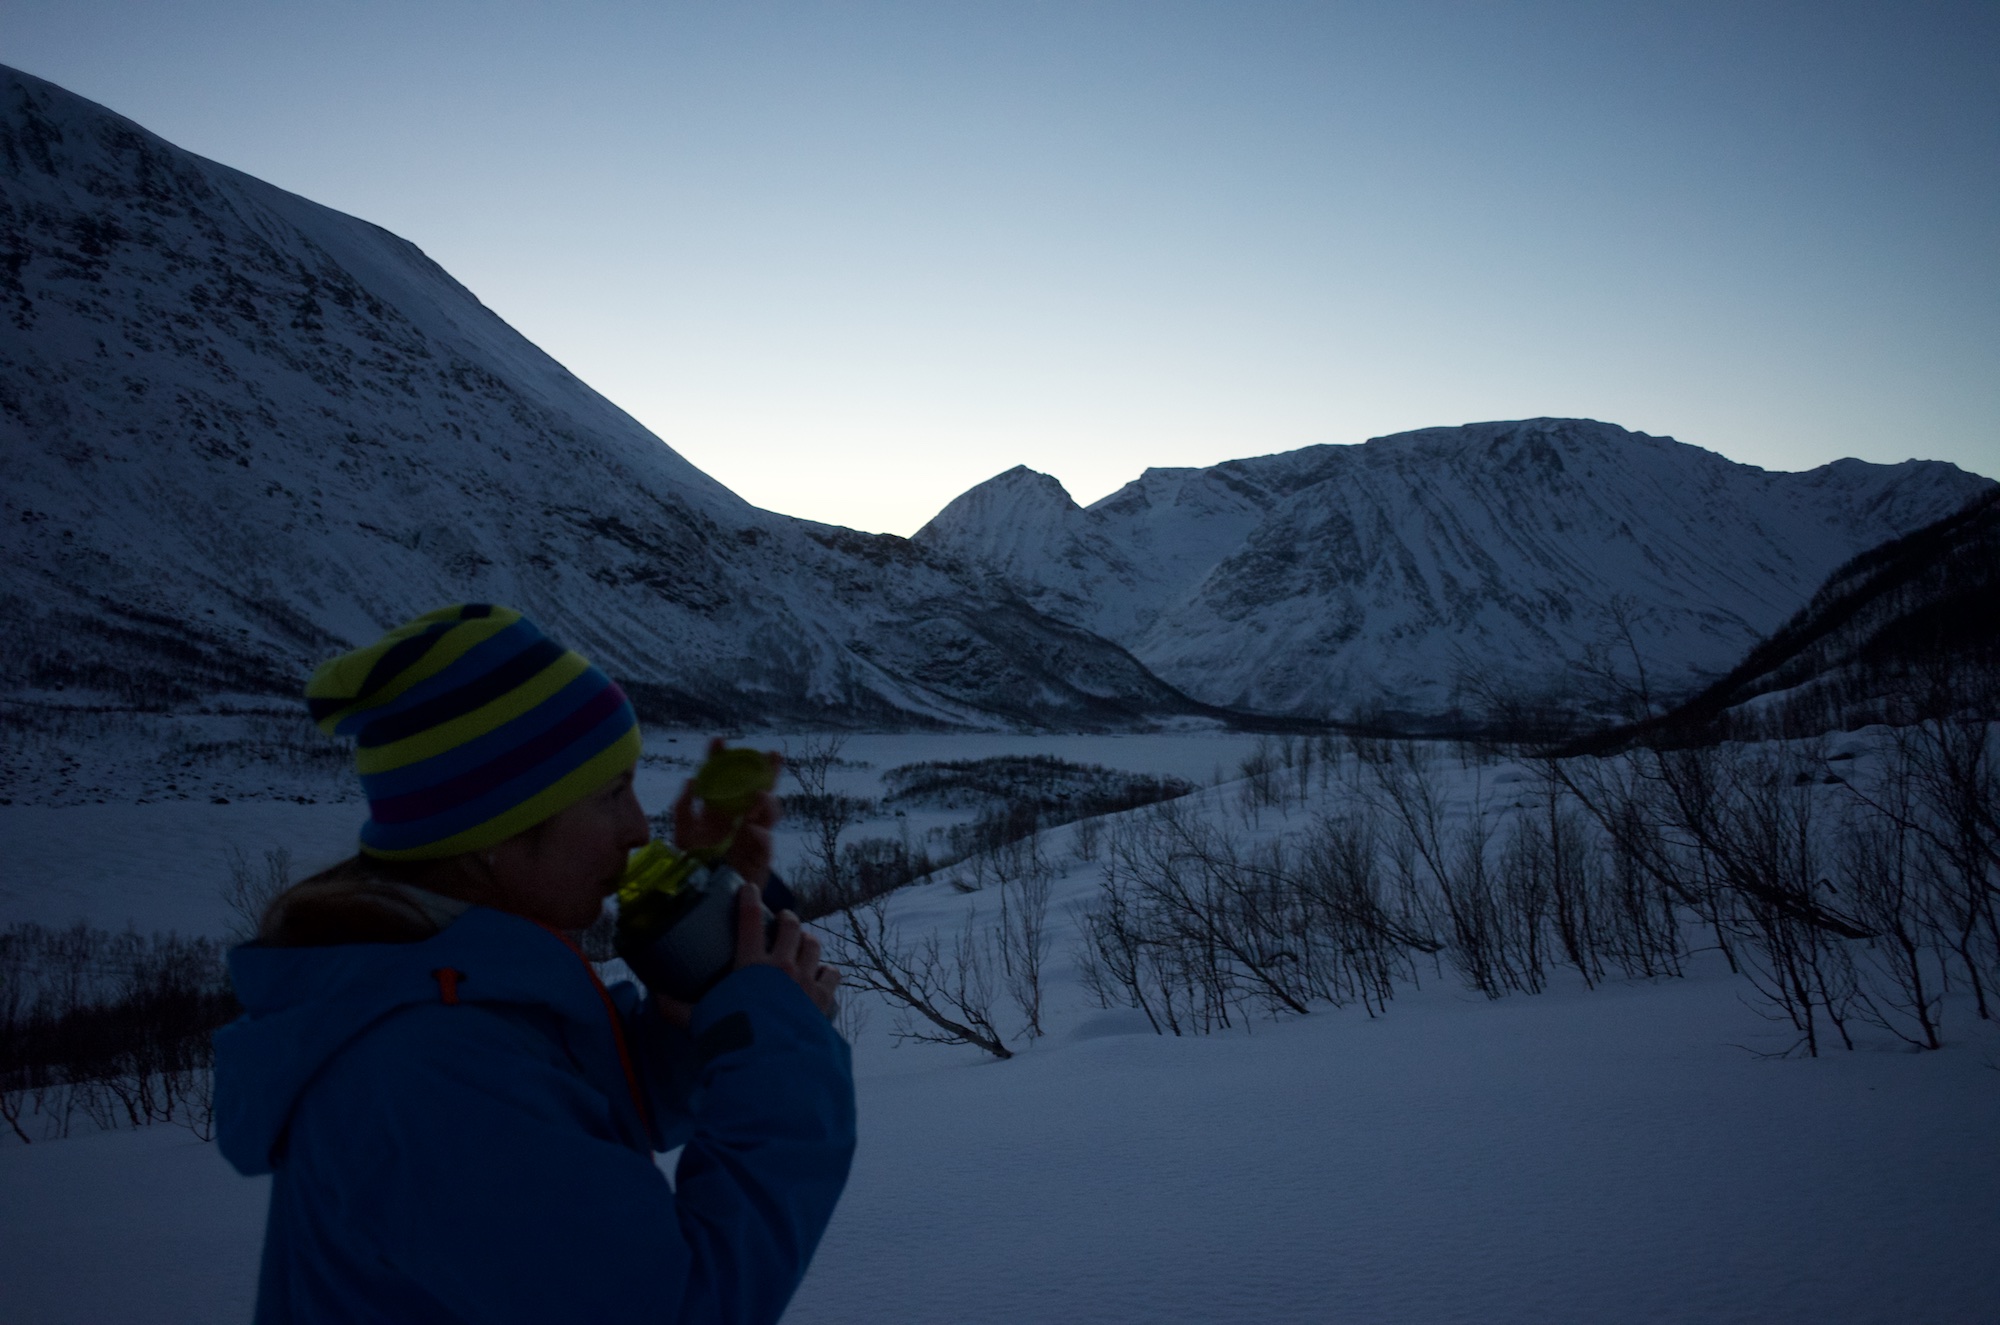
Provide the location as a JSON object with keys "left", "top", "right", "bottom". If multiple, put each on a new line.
{"left": 619, "top": 788, "right": 650, "bottom": 847}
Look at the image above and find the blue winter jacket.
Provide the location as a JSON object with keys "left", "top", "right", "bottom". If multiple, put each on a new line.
{"left": 213, "top": 905, "right": 855, "bottom": 1324}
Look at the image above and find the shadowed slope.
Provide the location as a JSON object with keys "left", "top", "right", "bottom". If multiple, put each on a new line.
{"left": 1565, "top": 490, "right": 2000, "bottom": 751}
{"left": 0, "top": 66, "right": 1207, "bottom": 730}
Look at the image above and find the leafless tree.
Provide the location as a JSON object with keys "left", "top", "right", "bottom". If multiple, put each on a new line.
{"left": 1838, "top": 807, "right": 1943, "bottom": 1050}
{"left": 1071, "top": 812, "right": 1104, "bottom": 864}
{"left": 992, "top": 835, "right": 1053, "bottom": 1038}
{"left": 1294, "top": 812, "right": 1439, "bottom": 1015}
{"left": 1347, "top": 742, "right": 1550, "bottom": 998}
{"left": 1076, "top": 800, "right": 1446, "bottom": 1032}
{"left": 1291, "top": 734, "right": 1316, "bottom": 806}
{"left": 1558, "top": 741, "right": 1869, "bottom": 1055}
{"left": 825, "top": 895, "right": 1012, "bottom": 1059}
{"left": 1236, "top": 737, "right": 1282, "bottom": 824}
{"left": 1075, "top": 862, "right": 1166, "bottom": 1033}
{"left": 1883, "top": 714, "right": 1999, "bottom": 1020}
{"left": 222, "top": 846, "right": 292, "bottom": 945}
{"left": 786, "top": 735, "right": 871, "bottom": 909}
{"left": 1574, "top": 594, "right": 1660, "bottom": 724}
{"left": 1, "top": 922, "right": 234, "bottom": 1142}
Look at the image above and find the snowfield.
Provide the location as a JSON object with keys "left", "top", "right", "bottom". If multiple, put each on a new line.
{"left": 3, "top": 731, "right": 1997, "bottom": 1324}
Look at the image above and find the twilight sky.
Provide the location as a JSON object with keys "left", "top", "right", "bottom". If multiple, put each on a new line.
{"left": 7, "top": 1, "right": 1997, "bottom": 535}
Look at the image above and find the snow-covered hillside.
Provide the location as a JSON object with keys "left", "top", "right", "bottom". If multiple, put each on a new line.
{"left": 918, "top": 420, "right": 1995, "bottom": 720}
{"left": 5, "top": 61, "right": 1991, "bottom": 744}
{"left": 0, "top": 66, "right": 1202, "bottom": 731}
{"left": 4, "top": 729, "right": 1997, "bottom": 1324}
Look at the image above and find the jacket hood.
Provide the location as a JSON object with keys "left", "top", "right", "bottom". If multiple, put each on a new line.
{"left": 215, "top": 907, "right": 647, "bottom": 1176}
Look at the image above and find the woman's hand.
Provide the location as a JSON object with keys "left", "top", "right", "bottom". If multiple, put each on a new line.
{"left": 672, "top": 738, "right": 781, "bottom": 887}
{"left": 732, "top": 883, "right": 841, "bottom": 1019}
{"left": 652, "top": 885, "right": 842, "bottom": 1028}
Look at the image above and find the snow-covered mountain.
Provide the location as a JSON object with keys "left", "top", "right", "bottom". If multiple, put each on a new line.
{"left": 0, "top": 66, "right": 1204, "bottom": 730}
{"left": 917, "top": 421, "right": 1995, "bottom": 720}
{"left": 7, "top": 65, "right": 1988, "bottom": 736}
{"left": 1587, "top": 487, "right": 2000, "bottom": 749}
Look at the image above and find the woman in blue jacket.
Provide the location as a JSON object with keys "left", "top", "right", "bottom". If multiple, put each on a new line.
{"left": 214, "top": 604, "right": 855, "bottom": 1324}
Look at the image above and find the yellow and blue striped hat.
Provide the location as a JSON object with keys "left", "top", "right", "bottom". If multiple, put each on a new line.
{"left": 307, "top": 604, "right": 642, "bottom": 860}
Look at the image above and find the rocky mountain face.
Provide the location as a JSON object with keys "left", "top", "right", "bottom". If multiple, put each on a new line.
{"left": 0, "top": 66, "right": 1206, "bottom": 730}
{"left": 1585, "top": 489, "right": 2000, "bottom": 749}
{"left": 917, "top": 421, "right": 1995, "bottom": 721}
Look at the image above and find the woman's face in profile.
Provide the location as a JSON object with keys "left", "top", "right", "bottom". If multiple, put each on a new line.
{"left": 487, "top": 765, "right": 650, "bottom": 929}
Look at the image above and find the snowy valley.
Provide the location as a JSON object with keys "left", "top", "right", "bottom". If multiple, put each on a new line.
{"left": 5, "top": 728, "right": 2000, "bottom": 1323}
{"left": 3, "top": 62, "right": 1998, "bottom": 1325}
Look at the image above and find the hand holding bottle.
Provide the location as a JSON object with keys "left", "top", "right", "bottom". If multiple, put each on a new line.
{"left": 674, "top": 738, "right": 782, "bottom": 887}
{"left": 731, "top": 883, "right": 840, "bottom": 1018}
{"left": 615, "top": 739, "right": 817, "bottom": 1013}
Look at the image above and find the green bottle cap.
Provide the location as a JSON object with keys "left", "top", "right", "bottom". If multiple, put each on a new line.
{"left": 693, "top": 747, "right": 776, "bottom": 816}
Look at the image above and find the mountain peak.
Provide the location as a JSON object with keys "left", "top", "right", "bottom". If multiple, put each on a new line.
{"left": 916, "top": 466, "right": 1079, "bottom": 546}
{"left": 985, "top": 465, "right": 1077, "bottom": 502}
{"left": 915, "top": 422, "right": 1996, "bottom": 719}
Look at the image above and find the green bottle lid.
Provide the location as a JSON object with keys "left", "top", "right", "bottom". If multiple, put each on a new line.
{"left": 693, "top": 747, "right": 776, "bottom": 815}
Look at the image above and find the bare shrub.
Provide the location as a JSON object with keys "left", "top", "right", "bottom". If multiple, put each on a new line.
{"left": 993, "top": 836, "right": 1053, "bottom": 1039}
{"left": 844, "top": 717, "right": 1998, "bottom": 1061}
{"left": 785, "top": 735, "right": 874, "bottom": 909}
{"left": 1294, "top": 813, "right": 1439, "bottom": 1015}
{"left": 1235, "top": 737, "right": 1282, "bottom": 824}
{"left": 1075, "top": 801, "right": 1443, "bottom": 1034}
{"left": 825, "top": 896, "right": 1012, "bottom": 1059}
{"left": 1838, "top": 810, "right": 1943, "bottom": 1050}
{"left": 222, "top": 846, "right": 293, "bottom": 945}
{"left": 1, "top": 923, "right": 236, "bottom": 1143}
{"left": 1290, "top": 735, "right": 1316, "bottom": 807}
{"left": 1351, "top": 743, "right": 1547, "bottom": 998}
{"left": 1881, "top": 715, "right": 1999, "bottom": 1020}
{"left": 1071, "top": 813, "right": 1104, "bottom": 864}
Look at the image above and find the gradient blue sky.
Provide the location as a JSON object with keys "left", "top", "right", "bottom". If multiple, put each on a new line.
{"left": 7, "top": 1, "right": 1996, "bottom": 534}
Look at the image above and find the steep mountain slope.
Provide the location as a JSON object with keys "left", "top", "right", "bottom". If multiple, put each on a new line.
{"left": 1573, "top": 489, "right": 2000, "bottom": 749}
{"left": 0, "top": 66, "right": 1206, "bottom": 730}
{"left": 918, "top": 421, "right": 1994, "bottom": 720}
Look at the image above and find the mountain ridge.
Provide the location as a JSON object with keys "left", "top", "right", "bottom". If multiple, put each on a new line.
{"left": 0, "top": 64, "right": 1209, "bottom": 731}
{"left": 917, "top": 419, "right": 1994, "bottom": 720}
{"left": 5, "top": 65, "right": 1990, "bottom": 737}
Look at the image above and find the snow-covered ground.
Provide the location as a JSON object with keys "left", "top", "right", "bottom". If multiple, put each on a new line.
{"left": 799, "top": 967, "right": 2000, "bottom": 1325}
{"left": 4, "top": 730, "right": 1997, "bottom": 1323}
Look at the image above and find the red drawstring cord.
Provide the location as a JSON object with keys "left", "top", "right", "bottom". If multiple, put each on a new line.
{"left": 530, "top": 922, "right": 655, "bottom": 1145}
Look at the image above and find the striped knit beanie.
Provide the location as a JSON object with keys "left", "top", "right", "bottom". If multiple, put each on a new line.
{"left": 306, "top": 604, "right": 642, "bottom": 860}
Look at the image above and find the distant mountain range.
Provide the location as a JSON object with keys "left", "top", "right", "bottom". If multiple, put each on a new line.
{"left": 2, "top": 65, "right": 1992, "bottom": 733}
{"left": 918, "top": 423, "right": 1993, "bottom": 721}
